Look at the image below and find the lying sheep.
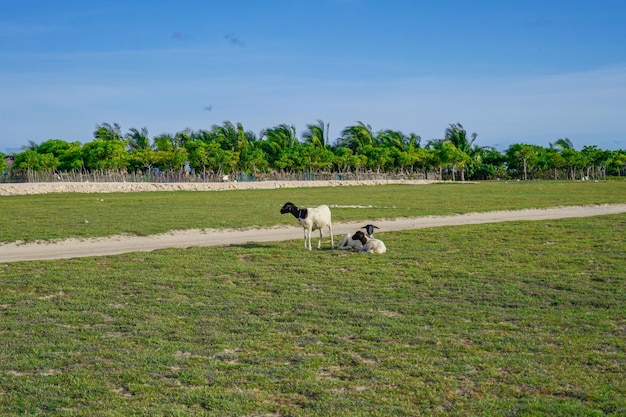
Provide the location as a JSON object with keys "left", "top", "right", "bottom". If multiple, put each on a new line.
{"left": 338, "top": 224, "right": 380, "bottom": 250}
{"left": 338, "top": 233, "right": 364, "bottom": 251}
{"left": 280, "top": 202, "right": 334, "bottom": 250}
{"left": 351, "top": 230, "right": 387, "bottom": 254}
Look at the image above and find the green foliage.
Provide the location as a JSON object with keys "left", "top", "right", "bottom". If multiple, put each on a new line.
{"left": 0, "top": 154, "right": 8, "bottom": 173}
{"left": 338, "top": 121, "right": 375, "bottom": 153}
{"left": 13, "top": 149, "right": 59, "bottom": 172}
{"left": 125, "top": 127, "right": 151, "bottom": 151}
{"left": 1, "top": 214, "right": 624, "bottom": 415}
{"left": 81, "top": 139, "right": 129, "bottom": 171}
{"left": 302, "top": 119, "right": 329, "bottom": 149}
{"left": 5, "top": 121, "right": 626, "bottom": 180}
{"left": 93, "top": 122, "right": 123, "bottom": 141}
{"left": 506, "top": 143, "right": 540, "bottom": 180}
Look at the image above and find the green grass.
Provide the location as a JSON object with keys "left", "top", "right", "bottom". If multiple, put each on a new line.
{"left": 1, "top": 213, "right": 625, "bottom": 416}
{"left": 1, "top": 181, "right": 625, "bottom": 242}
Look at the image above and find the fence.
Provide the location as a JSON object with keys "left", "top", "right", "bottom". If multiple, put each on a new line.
{"left": 2, "top": 170, "right": 431, "bottom": 184}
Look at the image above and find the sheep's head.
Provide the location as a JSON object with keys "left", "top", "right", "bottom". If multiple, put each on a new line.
{"left": 280, "top": 202, "right": 296, "bottom": 214}
{"left": 362, "top": 224, "right": 379, "bottom": 236}
{"left": 351, "top": 230, "right": 368, "bottom": 244}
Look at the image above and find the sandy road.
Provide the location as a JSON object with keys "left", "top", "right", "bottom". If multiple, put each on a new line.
{"left": 2, "top": 204, "right": 625, "bottom": 263}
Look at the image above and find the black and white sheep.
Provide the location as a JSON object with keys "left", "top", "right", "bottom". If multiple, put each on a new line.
{"left": 351, "top": 230, "right": 386, "bottom": 254}
{"left": 280, "top": 202, "right": 334, "bottom": 250}
{"left": 362, "top": 224, "right": 379, "bottom": 238}
{"left": 338, "top": 224, "right": 380, "bottom": 250}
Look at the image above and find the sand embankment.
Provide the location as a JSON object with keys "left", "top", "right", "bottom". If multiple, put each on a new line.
{"left": 0, "top": 179, "right": 432, "bottom": 195}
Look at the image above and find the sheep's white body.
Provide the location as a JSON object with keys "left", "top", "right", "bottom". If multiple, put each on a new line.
{"left": 280, "top": 202, "right": 334, "bottom": 250}
{"left": 351, "top": 230, "right": 386, "bottom": 254}
{"left": 338, "top": 233, "right": 365, "bottom": 251}
{"left": 362, "top": 237, "right": 386, "bottom": 254}
{"left": 339, "top": 224, "right": 380, "bottom": 251}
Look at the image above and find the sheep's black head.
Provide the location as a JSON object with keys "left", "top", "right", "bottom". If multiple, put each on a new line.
{"left": 362, "top": 224, "right": 379, "bottom": 236}
{"left": 280, "top": 202, "right": 295, "bottom": 214}
{"left": 351, "top": 230, "right": 368, "bottom": 244}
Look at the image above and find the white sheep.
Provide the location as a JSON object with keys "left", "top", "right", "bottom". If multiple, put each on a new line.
{"left": 338, "top": 233, "right": 364, "bottom": 250}
{"left": 338, "top": 224, "right": 379, "bottom": 251}
{"left": 280, "top": 202, "right": 334, "bottom": 250}
{"left": 351, "top": 230, "right": 387, "bottom": 254}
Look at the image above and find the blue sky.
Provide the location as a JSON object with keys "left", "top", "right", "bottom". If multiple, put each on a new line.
{"left": 1, "top": 0, "right": 625, "bottom": 154}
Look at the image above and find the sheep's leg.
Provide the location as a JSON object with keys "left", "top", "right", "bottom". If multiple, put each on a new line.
{"left": 338, "top": 233, "right": 350, "bottom": 249}
{"left": 317, "top": 229, "right": 323, "bottom": 249}
{"left": 329, "top": 224, "right": 334, "bottom": 249}
{"left": 305, "top": 228, "right": 312, "bottom": 250}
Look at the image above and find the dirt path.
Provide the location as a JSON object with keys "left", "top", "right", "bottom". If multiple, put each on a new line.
{"left": 2, "top": 204, "right": 625, "bottom": 263}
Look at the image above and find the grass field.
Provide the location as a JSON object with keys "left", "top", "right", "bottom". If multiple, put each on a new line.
{"left": 1, "top": 181, "right": 625, "bottom": 416}
{"left": 1, "top": 181, "right": 626, "bottom": 243}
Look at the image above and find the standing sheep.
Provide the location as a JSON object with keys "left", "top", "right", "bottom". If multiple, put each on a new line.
{"left": 280, "top": 202, "right": 334, "bottom": 250}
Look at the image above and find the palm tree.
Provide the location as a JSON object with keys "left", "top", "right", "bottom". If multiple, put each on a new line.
{"left": 375, "top": 130, "right": 420, "bottom": 174}
{"left": 125, "top": 127, "right": 151, "bottom": 151}
{"left": 302, "top": 120, "right": 329, "bottom": 149}
{"left": 94, "top": 122, "right": 123, "bottom": 141}
{"left": 153, "top": 134, "right": 176, "bottom": 153}
{"left": 174, "top": 128, "right": 195, "bottom": 149}
{"left": 378, "top": 129, "right": 408, "bottom": 150}
{"left": 426, "top": 139, "right": 448, "bottom": 180}
{"left": 444, "top": 123, "right": 488, "bottom": 180}
{"left": 550, "top": 138, "right": 579, "bottom": 179}
{"left": 302, "top": 120, "right": 335, "bottom": 176}
{"left": 261, "top": 124, "right": 298, "bottom": 150}
{"left": 259, "top": 124, "right": 299, "bottom": 168}
{"left": 212, "top": 121, "right": 239, "bottom": 152}
{"left": 550, "top": 137, "right": 574, "bottom": 153}
{"left": 445, "top": 123, "right": 475, "bottom": 153}
{"left": 338, "top": 121, "right": 375, "bottom": 153}
{"left": 22, "top": 140, "right": 39, "bottom": 151}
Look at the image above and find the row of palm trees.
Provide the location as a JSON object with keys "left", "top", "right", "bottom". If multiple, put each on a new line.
{"left": 3, "top": 121, "right": 625, "bottom": 181}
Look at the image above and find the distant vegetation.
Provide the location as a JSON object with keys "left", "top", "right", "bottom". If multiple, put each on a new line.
{"left": 2, "top": 121, "right": 625, "bottom": 182}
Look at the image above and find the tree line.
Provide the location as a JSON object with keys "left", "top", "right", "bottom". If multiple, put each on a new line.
{"left": 2, "top": 120, "right": 626, "bottom": 182}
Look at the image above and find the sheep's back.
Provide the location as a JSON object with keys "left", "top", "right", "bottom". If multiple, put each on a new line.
{"left": 366, "top": 238, "right": 386, "bottom": 254}
{"left": 307, "top": 205, "right": 332, "bottom": 230}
